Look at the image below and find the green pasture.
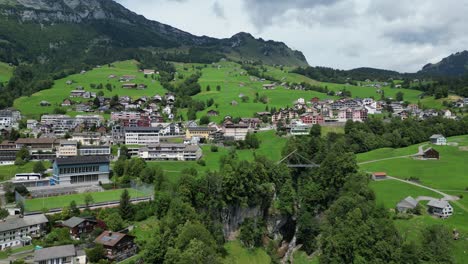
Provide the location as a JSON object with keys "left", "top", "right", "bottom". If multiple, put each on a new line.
{"left": 223, "top": 240, "right": 271, "bottom": 264}
{"left": 0, "top": 62, "right": 13, "bottom": 83}
{"left": 25, "top": 188, "right": 147, "bottom": 212}
{"left": 360, "top": 145, "right": 468, "bottom": 191}
{"left": 369, "top": 180, "right": 443, "bottom": 209}
{"left": 14, "top": 60, "right": 168, "bottom": 119}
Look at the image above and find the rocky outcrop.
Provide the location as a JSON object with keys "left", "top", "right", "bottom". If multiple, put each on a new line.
{"left": 222, "top": 205, "right": 263, "bottom": 240}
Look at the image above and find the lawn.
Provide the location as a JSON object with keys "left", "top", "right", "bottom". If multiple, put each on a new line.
{"left": 0, "top": 61, "right": 13, "bottom": 83}
{"left": 25, "top": 188, "right": 148, "bottom": 212}
{"left": 360, "top": 145, "right": 468, "bottom": 191}
{"left": 223, "top": 240, "right": 271, "bottom": 264}
{"left": 0, "top": 161, "right": 52, "bottom": 181}
{"left": 362, "top": 135, "right": 468, "bottom": 263}
{"left": 369, "top": 180, "right": 443, "bottom": 209}
{"left": 14, "top": 60, "right": 168, "bottom": 119}
{"left": 356, "top": 144, "right": 423, "bottom": 163}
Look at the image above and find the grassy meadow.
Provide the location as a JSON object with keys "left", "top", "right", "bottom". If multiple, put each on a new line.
{"left": 0, "top": 62, "right": 13, "bottom": 83}
{"left": 223, "top": 240, "right": 271, "bottom": 264}
{"left": 14, "top": 60, "right": 168, "bottom": 119}
{"left": 360, "top": 135, "right": 468, "bottom": 263}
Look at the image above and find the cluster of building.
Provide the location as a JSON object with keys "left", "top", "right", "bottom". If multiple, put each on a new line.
{"left": 0, "top": 213, "right": 137, "bottom": 263}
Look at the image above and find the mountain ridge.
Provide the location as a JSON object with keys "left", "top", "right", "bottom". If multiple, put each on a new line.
{"left": 0, "top": 0, "right": 308, "bottom": 66}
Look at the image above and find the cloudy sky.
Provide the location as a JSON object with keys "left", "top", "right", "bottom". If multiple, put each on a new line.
{"left": 115, "top": 0, "right": 468, "bottom": 72}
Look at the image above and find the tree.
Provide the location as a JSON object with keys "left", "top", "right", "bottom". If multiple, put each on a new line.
{"left": 206, "top": 85, "right": 211, "bottom": 91}
{"left": 70, "top": 200, "right": 80, "bottom": 216}
{"left": 33, "top": 161, "right": 46, "bottom": 175}
{"left": 239, "top": 218, "right": 263, "bottom": 249}
{"left": 103, "top": 212, "right": 124, "bottom": 231}
{"left": 421, "top": 225, "right": 454, "bottom": 263}
{"left": 216, "top": 85, "right": 221, "bottom": 91}
{"left": 244, "top": 132, "right": 260, "bottom": 149}
{"left": 309, "top": 124, "right": 321, "bottom": 138}
{"left": 84, "top": 194, "right": 94, "bottom": 210}
{"left": 199, "top": 115, "right": 210, "bottom": 125}
{"left": 86, "top": 244, "right": 106, "bottom": 263}
{"left": 0, "top": 207, "right": 9, "bottom": 220}
{"left": 16, "top": 201, "right": 24, "bottom": 215}
{"left": 113, "top": 158, "right": 126, "bottom": 176}
{"left": 396, "top": 91, "right": 404, "bottom": 101}
{"left": 15, "top": 146, "right": 30, "bottom": 164}
{"left": 119, "top": 189, "right": 133, "bottom": 220}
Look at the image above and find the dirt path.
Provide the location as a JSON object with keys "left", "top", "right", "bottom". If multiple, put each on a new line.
{"left": 358, "top": 155, "right": 412, "bottom": 165}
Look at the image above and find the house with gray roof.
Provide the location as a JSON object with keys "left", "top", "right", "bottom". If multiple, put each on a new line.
{"left": 396, "top": 196, "right": 419, "bottom": 213}
{"left": 0, "top": 214, "right": 48, "bottom": 250}
{"left": 427, "top": 199, "right": 453, "bottom": 218}
{"left": 34, "top": 244, "right": 76, "bottom": 264}
{"left": 429, "top": 134, "right": 447, "bottom": 145}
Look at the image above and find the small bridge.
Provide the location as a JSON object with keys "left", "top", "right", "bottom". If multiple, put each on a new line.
{"left": 277, "top": 149, "right": 320, "bottom": 168}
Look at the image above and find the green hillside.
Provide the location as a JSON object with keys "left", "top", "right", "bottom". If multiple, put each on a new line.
{"left": 0, "top": 62, "right": 13, "bottom": 83}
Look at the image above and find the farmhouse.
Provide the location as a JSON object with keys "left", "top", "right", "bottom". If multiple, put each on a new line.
{"left": 120, "top": 75, "right": 136, "bottom": 82}
{"left": 62, "top": 99, "right": 72, "bottom": 107}
{"left": 263, "top": 84, "right": 276, "bottom": 90}
{"left": 207, "top": 110, "right": 219, "bottom": 117}
{"left": 137, "top": 84, "right": 147, "bottom": 89}
{"left": 423, "top": 148, "right": 440, "bottom": 160}
{"left": 0, "top": 214, "right": 48, "bottom": 250}
{"left": 61, "top": 217, "right": 98, "bottom": 240}
{"left": 372, "top": 172, "right": 387, "bottom": 180}
{"left": 396, "top": 196, "right": 419, "bottom": 213}
{"left": 52, "top": 156, "right": 110, "bottom": 186}
{"left": 95, "top": 231, "right": 137, "bottom": 262}
{"left": 33, "top": 244, "right": 77, "bottom": 264}
{"left": 122, "top": 83, "right": 138, "bottom": 89}
{"left": 40, "top": 101, "right": 51, "bottom": 106}
{"left": 143, "top": 69, "right": 155, "bottom": 75}
{"left": 430, "top": 134, "right": 447, "bottom": 145}
{"left": 427, "top": 200, "right": 453, "bottom": 218}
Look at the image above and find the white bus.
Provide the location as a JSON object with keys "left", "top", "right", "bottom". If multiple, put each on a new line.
{"left": 14, "top": 173, "right": 42, "bottom": 181}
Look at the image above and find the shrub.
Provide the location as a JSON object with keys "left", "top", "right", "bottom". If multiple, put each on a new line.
{"left": 210, "top": 145, "right": 219, "bottom": 152}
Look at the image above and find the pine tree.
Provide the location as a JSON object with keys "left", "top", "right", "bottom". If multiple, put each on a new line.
{"left": 119, "top": 189, "right": 133, "bottom": 220}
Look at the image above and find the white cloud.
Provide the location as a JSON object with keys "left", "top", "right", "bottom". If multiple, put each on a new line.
{"left": 115, "top": 0, "right": 468, "bottom": 72}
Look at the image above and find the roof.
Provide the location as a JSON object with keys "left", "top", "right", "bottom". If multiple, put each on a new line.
{"left": 124, "top": 127, "right": 161, "bottom": 132}
{"left": 0, "top": 214, "right": 48, "bottom": 233}
{"left": 397, "top": 196, "right": 418, "bottom": 209}
{"left": 16, "top": 138, "right": 57, "bottom": 144}
{"left": 95, "top": 231, "right": 132, "bottom": 247}
{"left": 187, "top": 127, "right": 217, "bottom": 132}
{"left": 62, "top": 217, "right": 86, "bottom": 228}
{"left": 430, "top": 134, "right": 445, "bottom": 139}
{"left": 55, "top": 156, "right": 109, "bottom": 166}
{"left": 427, "top": 199, "right": 450, "bottom": 209}
{"left": 423, "top": 147, "right": 439, "bottom": 154}
{"left": 34, "top": 245, "right": 76, "bottom": 261}
{"left": 373, "top": 172, "right": 387, "bottom": 177}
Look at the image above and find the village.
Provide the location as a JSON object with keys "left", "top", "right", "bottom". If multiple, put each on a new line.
{"left": 0, "top": 66, "right": 466, "bottom": 263}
